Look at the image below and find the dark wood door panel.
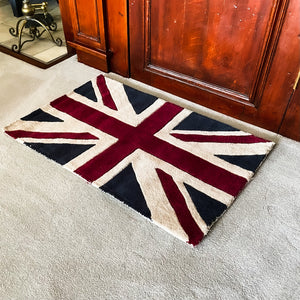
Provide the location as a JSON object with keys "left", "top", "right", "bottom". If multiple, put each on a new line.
{"left": 68, "top": 0, "right": 106, "bottom": 51}
{"left": 138, "top": 0, "right": 288, "bottom": 105}
{"left": 149, "top": 0, "right": 276, "bottom": 100}
{"left": 130, "top": 0, "right": 299, "bottom": 134}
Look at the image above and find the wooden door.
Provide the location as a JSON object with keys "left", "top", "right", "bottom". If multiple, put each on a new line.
{"left": 129, "top": 0, "right": 300, "bottom": 135}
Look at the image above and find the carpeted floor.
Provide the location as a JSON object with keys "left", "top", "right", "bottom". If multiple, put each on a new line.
{"left": 0, "top": 52, "right": 299, "bottom": 299}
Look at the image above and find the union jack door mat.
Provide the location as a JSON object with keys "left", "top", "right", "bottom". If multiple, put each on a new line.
{"left": 4, "top": 75, "right": 275, "bottom": 246}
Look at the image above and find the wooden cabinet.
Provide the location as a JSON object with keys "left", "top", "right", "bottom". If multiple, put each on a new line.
{"left": 60, "top": 0, "right": 129, "bottom": 75}
{"left": 59, "top": 0, "right": 299, "bottom": 141}
{"left": 65, "top": 0, "right": 109, "bottom": 71}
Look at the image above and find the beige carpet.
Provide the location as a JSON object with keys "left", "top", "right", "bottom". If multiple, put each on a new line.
{"left": 0, "top": 52, "right": 299, "bottom": 299}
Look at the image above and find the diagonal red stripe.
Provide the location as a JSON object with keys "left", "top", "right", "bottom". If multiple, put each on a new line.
{"left": 156, "top": 168, "right": 204, "bottom": 246}
{"left": 51, "top": 95, "right": 247, "bottom": 196}
{"left": 96, "top": 75, "right": 118, "bottom": 110}
{"left": 5, "top": 130, "right": 98, "bottom": 140}
{"left": 140, "top": 135, "right": 247, "bottom": 197}
{"left": 171, "top": 133, "right": 268, "bottom": 143}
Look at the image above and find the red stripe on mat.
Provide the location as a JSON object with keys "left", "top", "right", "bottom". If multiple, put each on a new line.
{"left": 5, "top": 130, "right": 98, "bottom": 140}
{"left": 96, "top": 75, "right": 118, "bottom": 110}
{"left": 171, "top": 133, "right": 268, "bottom": 143}
{"left": 156, "top": 168, "right": 204, "bottom": 246}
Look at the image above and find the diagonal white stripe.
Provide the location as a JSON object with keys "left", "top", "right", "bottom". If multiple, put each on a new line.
{"left": 64, "top": 139, "right": 117, "bottom": 172}
{"left": 177, "top": 182, "right": 209, "bottom": 234}
{"left": 91, "top": 77, "right": 104, "bottom": 104}
{"left": 132, "top": 157, "right": 189, "bottom": 243}
{"left": 105, "top": 77, "right": 167, "bottom": 126}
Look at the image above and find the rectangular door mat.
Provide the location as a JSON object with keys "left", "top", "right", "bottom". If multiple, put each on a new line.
{"left": 4, "top": 75, "right": 275, "bottom": 246}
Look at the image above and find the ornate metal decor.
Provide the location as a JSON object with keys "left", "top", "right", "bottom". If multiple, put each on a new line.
{"left": 9, "top": 0, "right": 62, "bottom": 53}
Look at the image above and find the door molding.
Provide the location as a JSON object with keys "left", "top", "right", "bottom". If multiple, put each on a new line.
{"left": 142, "top": 0, "right": 289, "bottom": 108}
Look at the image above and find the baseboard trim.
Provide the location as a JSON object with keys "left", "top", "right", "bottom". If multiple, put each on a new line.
{"left": 67, "top": 42, "right": 109, "bottom": 72}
